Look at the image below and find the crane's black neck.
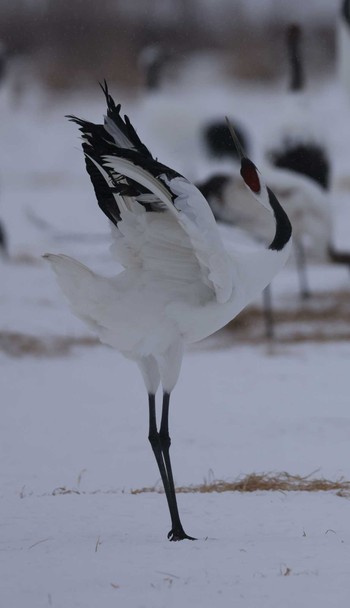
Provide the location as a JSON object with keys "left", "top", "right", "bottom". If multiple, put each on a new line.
{"left": 287, "top": 24, "right": 304, "bottom": 92}
{"left": 270, "top": 144, "right": 330, "bottom": 191}
{"left": 145, "top": 60, "right": 163, "bottom": 91}
{"left": 267, "top": 187, "right": 292, "bottom": 251}
{"left": 342, "top": 0, "right": 350, "bottom": 25}
{"left": 328, "top": 245, "right": 350, "bottom": 265}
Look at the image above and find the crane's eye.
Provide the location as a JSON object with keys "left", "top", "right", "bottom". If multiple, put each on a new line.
{"left": 240, "top": 158, "right": 261, "bottom": 194}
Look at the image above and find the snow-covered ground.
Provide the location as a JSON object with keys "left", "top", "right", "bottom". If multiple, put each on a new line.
{"left": 1, "top": 69, "right": 350, "bottom": 607}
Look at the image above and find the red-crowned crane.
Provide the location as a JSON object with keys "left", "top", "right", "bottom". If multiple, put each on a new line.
{"left": 44, "top": 84, "right": 292, "bottom": 541}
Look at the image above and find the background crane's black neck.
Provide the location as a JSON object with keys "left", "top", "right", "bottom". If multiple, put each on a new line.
{"left": 287, "top": 24, "right": 304, "bottom": 92}
{"left": 267, "top": 187, "right": 292, "bottom": 251}
{"left": 342, "top": 0, "right": 350, "bottom": 25}
{"left": 328, "top": 245, "right": 350, "bottom": 265}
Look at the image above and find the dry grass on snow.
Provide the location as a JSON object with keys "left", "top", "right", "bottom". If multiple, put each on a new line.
{"left": 221, "top": 288, "right": 350, "bottom": 346}
{"left": 131, "top": 472, "right": 350, "bottom": 498}
{"left": 18, "top": 473, "right": 350, "bottom": 500}
{"left": 0, "top": 331, "right": 98, "bottom": 358}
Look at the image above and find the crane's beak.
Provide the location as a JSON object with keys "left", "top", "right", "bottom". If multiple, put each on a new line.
{"left": 225, "top": 116, "right": 246, "bottom": 160}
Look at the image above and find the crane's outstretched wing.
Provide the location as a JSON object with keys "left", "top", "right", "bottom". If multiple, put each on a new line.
{"left": 67, "top": 93, "right": 233, "bottom": 304}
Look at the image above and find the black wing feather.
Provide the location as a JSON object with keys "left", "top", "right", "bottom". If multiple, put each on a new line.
{"left": 84, "top": 155, "right": 121, "bottom": 226}
{"left": 67, "top": 90, "right": 182, "bottom": 225}
{"left": 99, "top": 80, "right": 153, "bottom": 158}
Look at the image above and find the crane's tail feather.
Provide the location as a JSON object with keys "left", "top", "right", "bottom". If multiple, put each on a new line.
{"left": 43, "top": 253, "right": 107, "bottom": 328}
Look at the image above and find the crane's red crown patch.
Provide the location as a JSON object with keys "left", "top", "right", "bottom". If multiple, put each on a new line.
{"left": 240, "top": 158, "right": 261, "bottom": 194}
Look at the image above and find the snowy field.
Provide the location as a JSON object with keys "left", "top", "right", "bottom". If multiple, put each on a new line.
{"left": 1, "top": 69, "right": 350, "bottom": 607}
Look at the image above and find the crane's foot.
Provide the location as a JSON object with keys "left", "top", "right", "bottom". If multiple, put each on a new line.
{"left": 167, "top": 528, "right": 196, "bottom": 541}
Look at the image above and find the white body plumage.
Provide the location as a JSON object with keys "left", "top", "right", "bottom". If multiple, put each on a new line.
{"left": 46, "top": 170, "right": 290, "bottom": 391}
{"left": 45, "top": 90, "right": 292, "bottom": 395}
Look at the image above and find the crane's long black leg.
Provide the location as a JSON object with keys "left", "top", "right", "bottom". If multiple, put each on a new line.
{"left": 262, "top": 284, "right": 274, "bottom": 340}
{"left": 295, "top": 240, "right": 310, "bottom": 300}
{"left": 148, "top": 394, "right": 174, "bottom": 518}
{"left": 148, "top": 394, "right": 194, "bottom": 541}
{"left": 159, "top": 392, "right": 196, "bottom": 541}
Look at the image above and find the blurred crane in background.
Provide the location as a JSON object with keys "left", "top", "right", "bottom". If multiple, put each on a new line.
{"left": 197, "top": 25, "right": 333, "bottom": 338}
{"left": 0, "top": 40, "right": 8, "bottom": 259}
{"left": 267, "top": 23, "right": 332, "bottom": 299}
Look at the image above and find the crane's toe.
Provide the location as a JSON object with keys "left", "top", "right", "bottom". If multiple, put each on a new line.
{"left": 167, "top": 528, "right": 196, "bottom": 541}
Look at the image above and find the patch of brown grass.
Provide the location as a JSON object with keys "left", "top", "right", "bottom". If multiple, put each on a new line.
{"left": 131, "top": 472, "right": 350, "bottom": 498}
{"left": 0, "top": 331, "right": 98, "bottom": 358}
{"left": 224, "top": 288, "right": 350, "bottom": 346}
